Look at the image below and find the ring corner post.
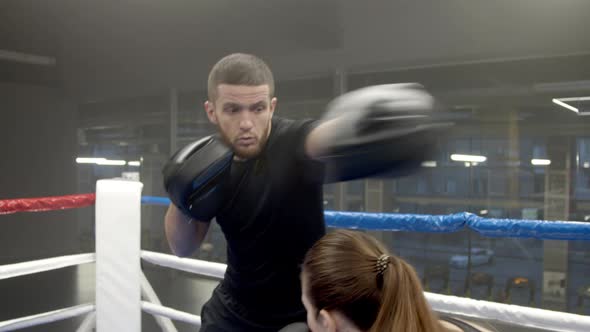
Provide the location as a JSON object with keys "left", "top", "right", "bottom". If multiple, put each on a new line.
{"left": 95, "top": 179, "right": 144, "bottom": 332}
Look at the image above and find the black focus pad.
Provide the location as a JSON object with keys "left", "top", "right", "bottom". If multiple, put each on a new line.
{"left": 322, "top": 126, "right": 443, "bottom": 182}
{"left": 162, "top": 135, "right": 233, "bottom": 221}
{"left": 318, "top": 84, "right": 451, "bottom": 183}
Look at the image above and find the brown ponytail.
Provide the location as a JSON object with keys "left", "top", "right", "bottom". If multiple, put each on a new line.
{"left": 303, "top": 229, "right": 448, "bottom": 332}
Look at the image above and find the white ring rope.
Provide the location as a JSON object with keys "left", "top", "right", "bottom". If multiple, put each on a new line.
{"left": 141, "top": 250, "right": 226, "bottom": 279}
{"left": 0, "top": 303, "right": 95, "bottom": 332}
{"left": 426, "top": 292, "right": 590, "bottom": 332}
{"left": 3, "top": 179, "right": 588, "bottom": 332}
{"left": 141, "top": 271, "right": 178, "bottom": 332}
{"left": 0, "top": 253, "right": 95, "bottom": 280}
{"left": 75, "top": 311, "right": 96, "bottom": 332}
{"left": 141, "top": 301, "right": 201, "bottom": 327}
{"left": 142, "top": 251, "right": 590, "bottom": 332}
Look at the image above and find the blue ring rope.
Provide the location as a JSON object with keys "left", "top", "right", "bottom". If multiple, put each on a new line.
{"left": 141, "top": 196, "right": 590, "bottom": 241}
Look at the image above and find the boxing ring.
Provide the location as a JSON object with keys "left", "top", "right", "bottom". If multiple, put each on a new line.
{"left": 1, "top": 179, "right": 590, "bottom": 331}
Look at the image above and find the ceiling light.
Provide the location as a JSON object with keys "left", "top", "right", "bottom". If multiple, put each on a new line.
{"left": 531, "top": 159, "right": 551, "bottom": 166}
{"left": 451, "top": 154, "right": 487, "bottom": 163}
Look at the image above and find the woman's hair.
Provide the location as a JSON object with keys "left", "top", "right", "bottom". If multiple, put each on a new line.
{"left": 302, "top": 229, "right": 446, "bottom": 332}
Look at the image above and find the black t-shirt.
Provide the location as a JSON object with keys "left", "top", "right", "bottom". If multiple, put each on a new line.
{"left": 214, "top": 117, "right": 326, "bottom": 323}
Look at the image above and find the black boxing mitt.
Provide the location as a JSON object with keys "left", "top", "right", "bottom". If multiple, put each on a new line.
{"left": 162, "top": 135, "right": 233, "bottom": 221}
{"left": 316, "top": 84, "right": 451, "bottom": 182}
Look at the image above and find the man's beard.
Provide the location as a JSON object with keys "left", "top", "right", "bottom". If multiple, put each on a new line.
{"left": 219, "top": 127, "right": 269, "bottom": 160}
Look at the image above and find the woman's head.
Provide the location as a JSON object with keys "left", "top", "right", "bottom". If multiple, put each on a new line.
{"left": 301, "top": 229, "right": 444, "bottom": 332}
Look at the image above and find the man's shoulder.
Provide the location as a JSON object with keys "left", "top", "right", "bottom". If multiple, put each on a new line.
{"left": 271, "top": 117, "right": 316, "bottom": 138}
{"left": 271, "top": 116, "right": 297, "bottom": 131}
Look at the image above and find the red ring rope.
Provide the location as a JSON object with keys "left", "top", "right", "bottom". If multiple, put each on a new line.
{"left": 0, "top": 194, "right": 96, "bottom": 215}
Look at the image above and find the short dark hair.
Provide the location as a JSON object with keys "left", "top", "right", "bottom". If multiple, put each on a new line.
{"left": 207, "top": 53, "right": 275, "bottom": 101}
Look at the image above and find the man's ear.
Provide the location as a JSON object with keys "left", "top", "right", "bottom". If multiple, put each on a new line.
{"left": 318, "top": 309, "right": 338, "bottom": 332}
{"left": 270, "top": 97, "right": 277, "bottom": 115}
{"left": 204, "top": 101, "right": 217, "bottom": 125}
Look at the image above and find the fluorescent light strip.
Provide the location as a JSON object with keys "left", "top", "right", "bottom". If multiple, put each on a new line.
{"left": 531, "top": 159, "right": 551, "bottom": 166}
{"left": 128, "top": 161, "right": 141, "bottom": 167}
{"left": 421, "top": 161, "right": 437, "bottom": 168}
{"left": 556, "top": 96, "right": 590, "bottom": 102}
{"left": 76, "top": 158, "right": 105, "bottom": 164}
{"left": 552, "top": 99, "right": 579, "bottom": 114}
{"left": 0, "top": 49, "right": 57, "bottom": 66}
{"left": 76, "top": 157, "right": 126, "bottom": 166}
{"left": 450, "top": 154, "right": 487, "bottom": 163}
{"left": 96, "top": 159, "right": 126, "bottom": 166}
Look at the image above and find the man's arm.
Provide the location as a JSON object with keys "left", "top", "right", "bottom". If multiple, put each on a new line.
{"left": 306, "top": 84, "right": 436, "bottom": 160}
{"left": 304, "top": 117, "right": 340, "bottom": 160}
{"left": 164, "top": 204, "right": 210, "bottom": 257}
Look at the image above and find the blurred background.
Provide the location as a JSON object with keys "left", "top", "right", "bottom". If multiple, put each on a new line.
{"left": 1, "top": 1, "right": 590, "bottom": 331}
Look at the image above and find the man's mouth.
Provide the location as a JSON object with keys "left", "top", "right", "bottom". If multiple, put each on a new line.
{"left": 236, "top": 136, "right": 256, "bottom": 146}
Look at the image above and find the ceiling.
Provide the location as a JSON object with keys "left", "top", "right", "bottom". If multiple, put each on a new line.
{"left": 3, "top": 0, "right": 590, "bottom": 152}
{"left": 0, "top": 0, "right": 341, "bottom": 99}
{"left": 2, "top": 0, "right": 590, "bottom": 102}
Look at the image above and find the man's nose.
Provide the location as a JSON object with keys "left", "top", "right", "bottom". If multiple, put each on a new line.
{"left": 239, "top": 113, "right": 254, "bottom": 131}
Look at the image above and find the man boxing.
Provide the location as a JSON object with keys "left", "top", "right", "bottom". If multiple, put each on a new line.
{"left": 163, "top": 53, "right": 447, "bottom": 331}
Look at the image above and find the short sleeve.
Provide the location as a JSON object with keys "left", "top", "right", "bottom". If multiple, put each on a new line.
{"left": 291, "top": 119, "right": 326, "bottom": 184}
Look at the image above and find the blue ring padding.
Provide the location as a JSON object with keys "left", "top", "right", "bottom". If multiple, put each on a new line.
{"left": 141, "top": 196, "right": 171, "bottom": 206}
{"left": 141, "top": 196, "right": 590, "bottom": 241}
{"left": 324, "top": 211, "right": 466, "bottom": 232}
{"left": 465, "top": 213, "right": 590, "bottom": 241}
